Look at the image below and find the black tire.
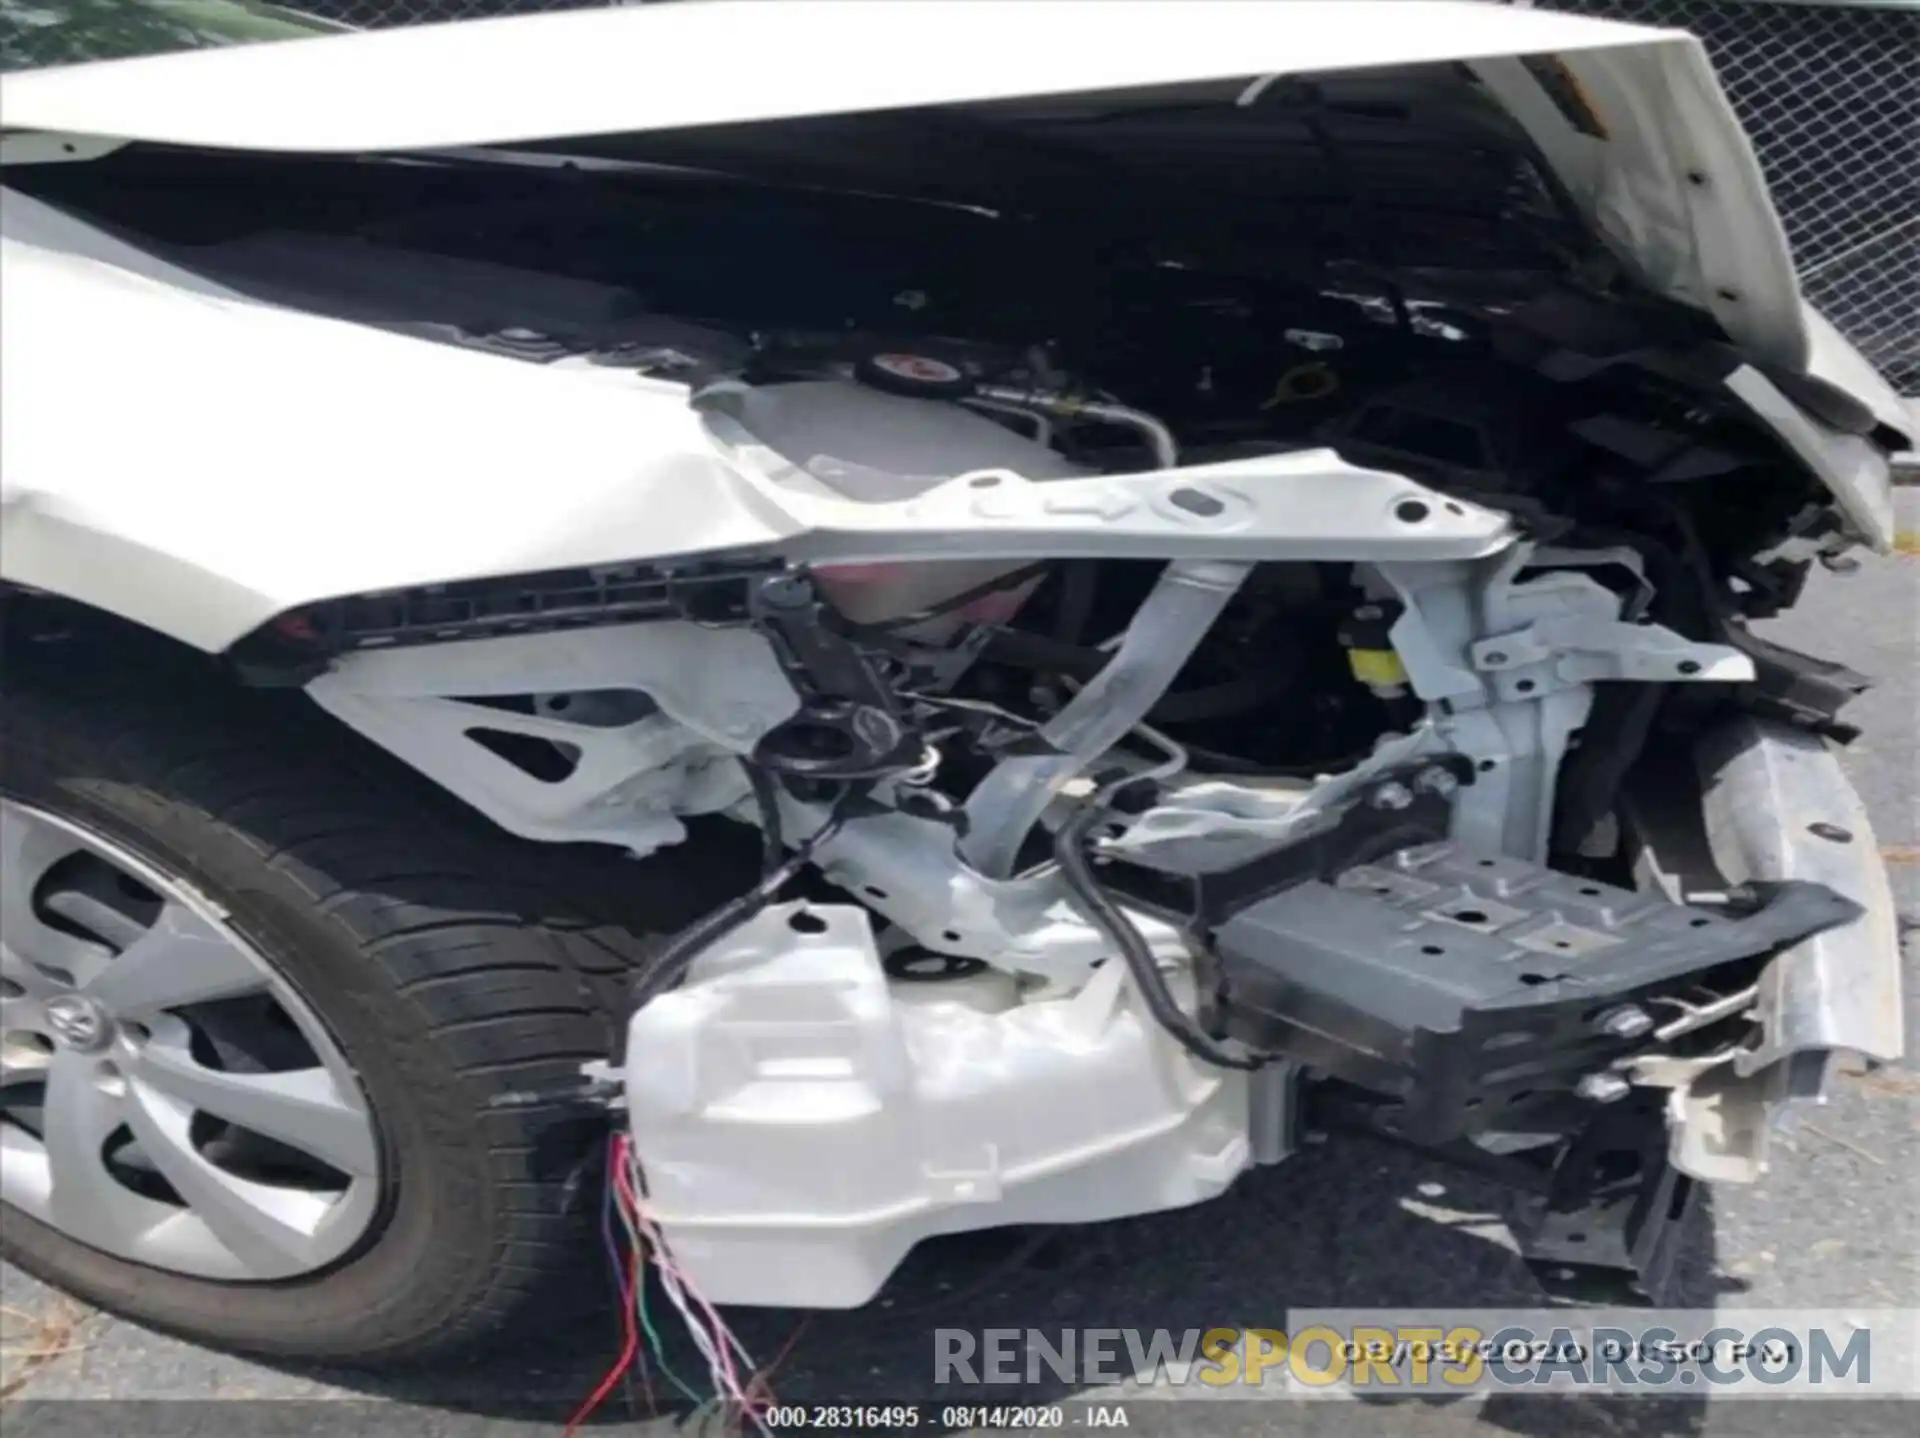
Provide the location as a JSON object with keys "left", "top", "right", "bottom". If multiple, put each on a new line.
{"left": 0, "top": 628, "right": 755, "bottom": 1366}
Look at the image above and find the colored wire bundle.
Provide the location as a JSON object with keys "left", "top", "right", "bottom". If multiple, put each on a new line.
{"left": 566, "top": 1133, "right": 785, "bottom": 1437}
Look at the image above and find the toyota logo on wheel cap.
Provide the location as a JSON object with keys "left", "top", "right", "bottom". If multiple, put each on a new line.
{"left": 43, "top": 994, "right": 112, "bottom": 1053}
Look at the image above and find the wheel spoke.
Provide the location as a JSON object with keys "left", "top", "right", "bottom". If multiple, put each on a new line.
{"left": 1, "top": 944, "right": 65, "bottom": 1000}
{"left": 123, "top": 1078, "right": 330, "bottom": 1277}
{"left": 0, "top": 993, "right": 52, "bottom": 1078}
{"left": 82, "top": 901, "right": 269, "bottom": 1017}
{"left": 0, "top": 802, "right": 70, "bottom": 903}
{"left": 41, "top": 1049, "right": 158, "bottom": 1254}
{"left": 1, "top": 990, "right": 49, "bottom": 1031}
{"left": 42, "top": 887, "right": 150, "bottom": 953}
{"left": 0, "top": 804, "right": 111, "bottom": 981}
{"left": 130, "top": 1043, "right": 377, "bottom": 1178}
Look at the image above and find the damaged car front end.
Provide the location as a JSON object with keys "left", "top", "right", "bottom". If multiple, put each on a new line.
{"left": 0, "top": 0, "right": 1908, "bottom": 1329}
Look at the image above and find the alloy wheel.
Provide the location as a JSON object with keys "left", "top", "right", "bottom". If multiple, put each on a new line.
{"left": 0, "top": 798, "right": 381, "bottom": 1281}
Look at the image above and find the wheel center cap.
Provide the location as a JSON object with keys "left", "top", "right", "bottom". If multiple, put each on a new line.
{"left": 43, "top": 994, "right": 113, "bottom": 1053}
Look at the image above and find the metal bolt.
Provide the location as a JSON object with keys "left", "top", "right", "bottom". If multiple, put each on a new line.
{"left": 1368, "top": 781, "right": 1416, "bottom": 812}
{"left": 758, "top": 576, "right": 810, "bottom": 607}
{"left": 1576, "top": 1072, "right": 1633, "bottom": 1104}
{"left": 1413, "top": 767, "right": 1460, "bottom": 798}
{"left": 1483, "top": 651, "right": 1509, "bottom": 666}
{"left": 1597, "top": 1006, "right": 1654, "bottom": 1039}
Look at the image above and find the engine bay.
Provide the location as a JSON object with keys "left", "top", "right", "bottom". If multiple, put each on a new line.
{"left": 30, "top": 123, "right": 1857, "bottom": 801}
{"left": 41, "top": 118, "right": 1860, "bottom": 886}
{"left": 15, "top": 125, "right": 1826, "bottom": 528}
{"left": 33, "top": 114, "right": 1866, "bottom": 898}
{"left": 102, "top": 137, "right": 1845, "bottom": 798}
{"left": 14, "top": 89, "right": 1901, "bottom": 1312}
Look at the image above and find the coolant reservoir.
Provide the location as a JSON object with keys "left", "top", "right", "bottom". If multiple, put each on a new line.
{"left": 719, "top": 380, "right": 1087, "bottom": 625}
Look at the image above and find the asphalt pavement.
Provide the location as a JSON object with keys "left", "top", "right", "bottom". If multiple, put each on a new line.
{"left": 3, "top": 492, "right": 1915, "bottom": 1437}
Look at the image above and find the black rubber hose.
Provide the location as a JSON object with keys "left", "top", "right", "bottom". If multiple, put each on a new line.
{"left": 1050, "top": 561, "right": 1101, "bottom": 646}
{"left": 977, "top": 628, "right": 1106, "bottom": 679}
{"left": 741, "top": 759, "right": 786, "bottom": 875}
{"left": 1176, "top": 738, "right": 1378, "bottom": 779}
{"left": 1052, "top": 800, "right": 1269, "bottom": 1072}
{"left": 630, "top": 798, "right": 855, "bottom": 1013}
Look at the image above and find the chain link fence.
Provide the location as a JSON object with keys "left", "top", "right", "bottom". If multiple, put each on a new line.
{"left": 1534, "top": 1, "right": 1917, "bottom": 394}
{"left": 298, "top": 0, "right": 606, "bottom": 24}
{"left": 297, "top": 0, "right": 1917, "bottom": 394}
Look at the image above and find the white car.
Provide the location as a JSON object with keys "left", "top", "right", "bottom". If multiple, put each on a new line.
{"left": 0, "top": 0, "right": 1909, "bottom": 1366}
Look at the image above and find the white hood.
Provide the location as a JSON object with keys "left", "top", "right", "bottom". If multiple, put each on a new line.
{"left": 0, "top": 0, "right": 1846, "bottom": 392}
{"left": 10, "top": 1, "right": 1907, "bottom": 442}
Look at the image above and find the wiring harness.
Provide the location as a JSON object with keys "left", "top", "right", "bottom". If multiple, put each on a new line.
{"left": 568, "top": 1132, "right": 809, "bottom": 1436}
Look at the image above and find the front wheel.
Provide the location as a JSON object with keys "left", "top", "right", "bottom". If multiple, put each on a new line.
{"left": 0, "top": 642, "right": 742, "bottom": 1365}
